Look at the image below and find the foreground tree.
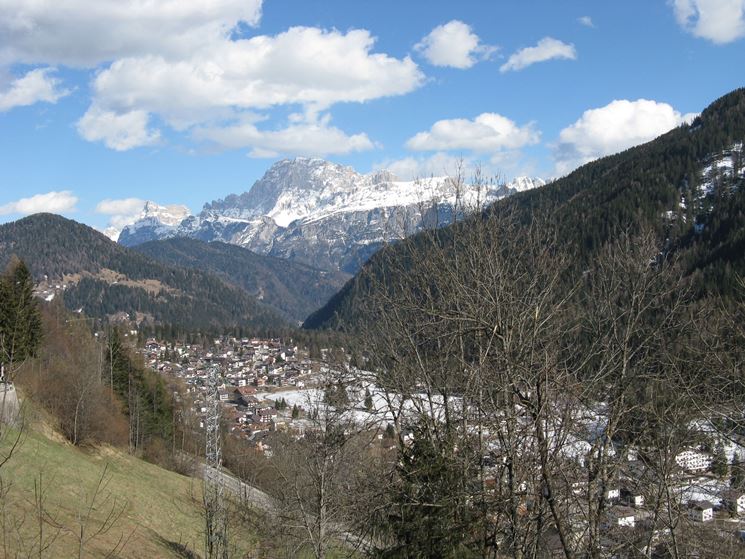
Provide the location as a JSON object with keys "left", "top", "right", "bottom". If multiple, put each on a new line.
{"left": 349, "top": 200, "right": 742, "bottom": 558}
{"left": 0, "top": 257, "right": 42, "bottom": 381}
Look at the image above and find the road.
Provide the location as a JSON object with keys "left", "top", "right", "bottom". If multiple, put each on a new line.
{"left": 201, "top": 464, "right": 372, "bottom": 552}
{"left": 0, "top": 383, "right": 20, "bottom": 426}
{"left": 202, "top": 464, "right": 277, "bottom": 512}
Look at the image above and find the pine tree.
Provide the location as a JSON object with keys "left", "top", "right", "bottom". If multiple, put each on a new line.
{"left": 364, "top": 387, "right": 373, "bottom": 412}
{"left": 731, "top": 452, "right": 745, "bottom": 489}
{"left": 712, "top": 444, "right": 728, "bottom": 477}
{"left": 0, "top": 257, "right": 42, "bottom": 379}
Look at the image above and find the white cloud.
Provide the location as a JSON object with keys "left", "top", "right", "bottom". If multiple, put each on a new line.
{"left": 414, "top": 20, "right": 496, "bottom": 69}
{"left": 0, "top": 190, "right": 78, "bottom": 215}
{"left": 76, "top": 105, "right": 160, "bottom": 151}
{"left": 77, "top": 26, "right": 422, "bottom": 152}
{"left": 375, "top": 153, "right": 475, "bottom": 180}
{"left": 500, "top": 37, "right": 576, "bottom": 72}
{"left": 554, "top": 99, "right": 697, "bottom": 175}
{"left": 579, "top": 16, "right": 595, "bottom": 27}
{"left": 0, "top": 0, "right": 263, "bottom": 67}
{"left": 194, "top": 114, "right": 374, "bottom": 158}
{"left": 95, "top": 197, "right": 146, "bottom": 234}
{"left": 671, "top": 0, "right": 745, "bottom": 43}
{"left": 0, "top": 2, "right": 422, "bottom": 155}
{"left": 0, "top": 68, "right": 70, "bottom": 111}
{"left": 88, "top": 27, "right": 423, "bottom": 124}
{"left": 405, "top": 113, "right": 540, "bottom": 153}
{"left": 95, "top": 197, "right": 147, "bottom": 217}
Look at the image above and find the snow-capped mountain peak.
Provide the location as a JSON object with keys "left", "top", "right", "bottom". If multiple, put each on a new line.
{"left": 139, "top": 201, "right": 191, "bottom": 227}
{"left": 117, "top": 158, "right": 549, "bottom": 273}
{"left": 115, "top": 201, "right": 191, "bottom": 244}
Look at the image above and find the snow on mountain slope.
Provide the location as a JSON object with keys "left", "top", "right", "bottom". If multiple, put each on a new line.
{"left": 118, "top": 158, "right": 548, "bottom": 273}
{"left": 188, "top": 158, "right": 545, "bottom": 232}
{"left": 116, "top": 201, "right": 191, "bottom": 244}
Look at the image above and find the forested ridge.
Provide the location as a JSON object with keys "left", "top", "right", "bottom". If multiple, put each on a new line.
{"left": 133, "top": 237, "right": 349, "bottom": 322}
{"left": 305, "top": 88, "right": 745, "bottom": 330}
{"left": 0, "top": 213, "right": 285, "bottom": 332}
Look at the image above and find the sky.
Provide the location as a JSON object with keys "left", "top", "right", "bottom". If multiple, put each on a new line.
{"left": 0, "top": 0, "right": 744, "bottom": 234}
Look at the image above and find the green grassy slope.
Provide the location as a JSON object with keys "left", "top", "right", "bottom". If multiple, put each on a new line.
{"left": 0, "top": 422, "right": 258, "bottom": 558}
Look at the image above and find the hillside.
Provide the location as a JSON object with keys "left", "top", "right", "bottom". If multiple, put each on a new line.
{"left": 133, "top": 237, "right": 349, "bottom": 323}
{"left": 305, "top": 87, "right": 745, "bottom": 330}
{"left": 0, "top": 214, "right": 285, "bottom": 333}
{"left": 0, "top": 422, "right": 259, "bottom": 558}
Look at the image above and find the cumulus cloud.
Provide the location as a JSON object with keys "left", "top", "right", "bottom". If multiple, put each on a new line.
{"left": 0, "top": 0, "right": 263, "bottom": 67}
{"left": 0, "top": 68, "right": 70, "bottom": 111}
{"left": 95, "top": 197, "right": 147, "bottom": 235}
{"left": 405, "top": 113, "right": 540, "bottom": 153}
{"left": 194, "top": 114, "right": 374, "bottom": 158}
{"left": 95, "top": 197, "right": 147, "bottom": 217}
{"left": 671, "top": 0, "right": 745, "bottom": 43}
{"left": 414, "top": 20, "right": 497, "bottom": 69}
{"left": 76, "top": 105, "right": 160, "bottom": 151}
{"left": 500, "top": 37, "right": 576, "bottom": 72}
{"left": 0, "top": 190, "right": 78, "bottom": 215}
{"left": 89, "top": 27, "right": 423, "bottom": 122}
{"left": 0, "top": 2, "right": 422, "bottom": 155}
{"left": 554, "top": 99, "right": 697, "bottom": 175}
{"left": 579, "top": 16, "right": 595, "bottom": 27}
{"left": 77, "top": 26, "right": 421, "bottom": 152}
{"left": 375, "top": 153, "right": 476, "bottom": 180}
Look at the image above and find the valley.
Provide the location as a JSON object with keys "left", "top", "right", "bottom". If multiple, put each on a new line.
{"left": 1, "top": 5, "right": 745, "bottom": 555}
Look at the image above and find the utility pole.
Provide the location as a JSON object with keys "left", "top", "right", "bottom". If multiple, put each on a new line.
{"left": 204, "top": 366, "right": 228, "bottom": 558}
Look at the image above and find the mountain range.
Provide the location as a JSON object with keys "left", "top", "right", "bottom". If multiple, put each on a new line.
{"left": 118, "top": 159, "right": 546, "bottom": 273}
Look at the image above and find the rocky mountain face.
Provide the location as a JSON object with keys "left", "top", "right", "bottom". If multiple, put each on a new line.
{"left": 113, "top": 201, "right": 191, "bottom": 245}
{"left": 118, "top": 158, "right": 546, "bottom": 273}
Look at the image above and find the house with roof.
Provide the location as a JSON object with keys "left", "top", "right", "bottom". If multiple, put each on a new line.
{"left": 603, "top": 505, "right": 636, "bottom": 529}
{"left": 687, "top": 500, "right": 714, "bottom": 522}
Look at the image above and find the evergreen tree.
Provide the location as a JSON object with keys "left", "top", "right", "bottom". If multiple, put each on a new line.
{"left": 731, "top": 452, "right": 745, "bottom": 489}
{"left": 387, "top": 423, "right": 479, "bottom": 557}
{"left": 0, "top": 257, "right": 42, "bottom": 379}
{"left": 291, "top": 404, "right": 299, "bottom": 419}
{"left": 364, "top": 387, "right": 373, "bottom": 412}
{"left": 712, "top": 444, "right": 728, "bottom": 477}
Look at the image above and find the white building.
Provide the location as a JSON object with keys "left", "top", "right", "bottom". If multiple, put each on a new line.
{"left": 606, "top": 488, "right": 620, "bottom": 501}
{"left": 675, "top": 450, "right": 712, "bottom": 472}
{"left": 688, "top": 501, "right": 714, "bottom": 522}
{"left": 723, "top": 491, "right": 745, "bottom": 515}
{"left": 605, "top": 505, "right": 636, "bottom": 528}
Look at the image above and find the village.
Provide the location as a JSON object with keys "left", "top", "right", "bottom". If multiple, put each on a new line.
{"left": 138, "top": 336, "right": 392, "bottom": 454}
{"left": 139, "top": 334, "right": 745, "bottom": 550}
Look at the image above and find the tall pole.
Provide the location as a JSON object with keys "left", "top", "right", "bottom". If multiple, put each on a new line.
{"left": 204, "top": 366, "right": 228, "bottom": 558}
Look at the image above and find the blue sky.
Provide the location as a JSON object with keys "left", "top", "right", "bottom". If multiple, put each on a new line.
{"left": 0, "top": 0, "right": 744, "bottom": 233}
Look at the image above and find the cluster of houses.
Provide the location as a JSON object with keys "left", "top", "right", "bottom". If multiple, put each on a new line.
{"left": 139, "top": 336, "right": 331, "bottom": 452}
{"left": 572, "top": 444, "right": 743, "bottom": 551}
{"left": 479, "top": 431, "right": 745, "bottom": 553}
